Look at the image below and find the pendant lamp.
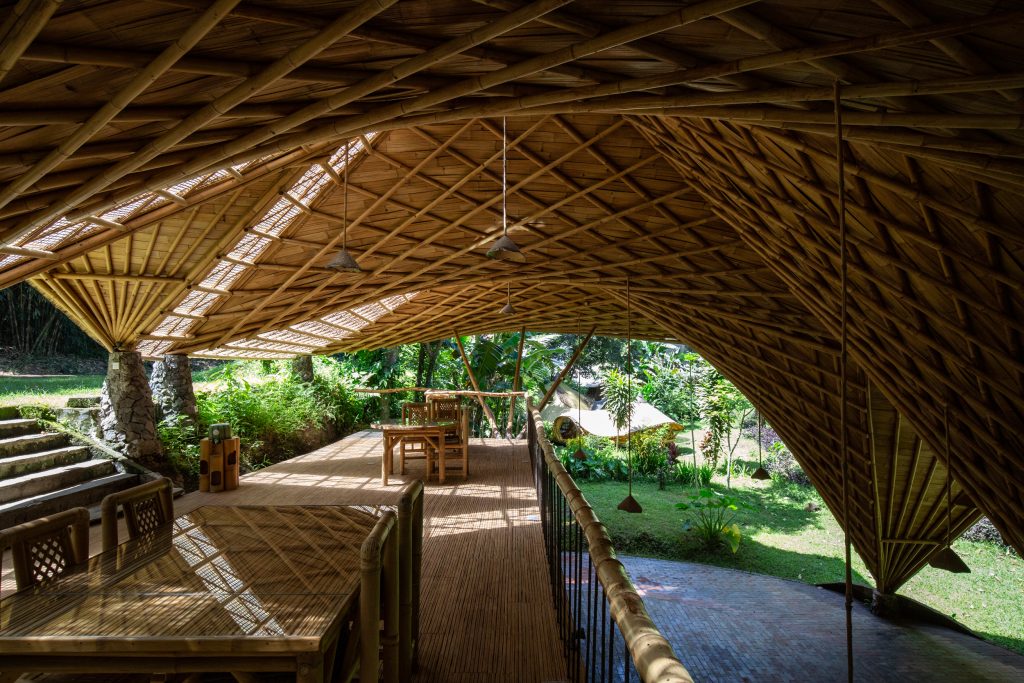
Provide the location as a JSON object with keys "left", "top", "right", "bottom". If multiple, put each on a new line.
{"left": 327, "top": 140, "right": 362, "bottom": 273}
{"left": 617, "top": 277, "right": 642, "bottom": 513}
{"left": 929, "top": 405, "right": 970, "bottom": 573}
{"left": 572, "top": 306, "right": 587, "bottom": 461}
{"left": 751, "top": 412, "right": 771, "bottom": 480}
{"left": 500, "top": 282, "right": 516, "bottom": 315}
{"left": 486, "top": 117, "right": 526, "bottom": 263}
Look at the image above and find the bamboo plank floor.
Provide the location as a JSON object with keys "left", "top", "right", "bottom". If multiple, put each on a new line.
{"left": 2, "top": 431, "right": 567, "bottom": 683}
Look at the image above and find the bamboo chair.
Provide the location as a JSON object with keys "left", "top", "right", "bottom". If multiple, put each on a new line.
{"left": 399, "top": 402, "right": 432, "bottom": 476}
{"left": 427, "top": 396, "right": 461, "bottom": 422}
{"left": 0, "top": 507, "right": 89, "bottom": 591}
{"left": 100, "top": 477, "right": 174, "bottom": 551}
{"left": 435, "top": 406, "right": 471, "bottom": 479}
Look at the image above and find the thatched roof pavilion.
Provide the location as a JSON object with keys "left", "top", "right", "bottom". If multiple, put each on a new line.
{"left": 1, "top": 0, "right": 1022, "bottom": 596}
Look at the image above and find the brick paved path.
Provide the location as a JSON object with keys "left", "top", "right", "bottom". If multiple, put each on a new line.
{"left": 620, "top": 556, "right": 1024, "bottom": 683}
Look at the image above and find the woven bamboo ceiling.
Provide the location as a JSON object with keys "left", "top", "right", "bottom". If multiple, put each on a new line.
{"left": 1, "top": 0, "right": 1023, "bottom": 587}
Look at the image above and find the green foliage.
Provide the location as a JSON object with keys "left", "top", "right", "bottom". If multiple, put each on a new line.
{"left": 157, "top": 413, "right": 201, "bottom": 482}
{"left": 602, "top": 367, "right": 637, "bottom": 434}
{"left": 630, "top": 426, "right": 669, "bottom": 476}
{"left": 699, "top": 369, "right": 753, "bottom": 471}
{"left": 0, "top": 282, "right": 104, "bottom": 357}
{"left": 673, "top": 462, "right": 714, "bottom": 488}
{"left": 186, "top": 358, "right": 367, "bottom": 471}
{"left": 677, "top": 488, "right": 753, "bottom": 553}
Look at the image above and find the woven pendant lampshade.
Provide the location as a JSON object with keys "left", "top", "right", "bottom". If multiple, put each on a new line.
{"left": 752, "top": 412, "right": 771, "bottom": 480}
{"left": 486, "top": 117, "right": 525, "bottom": 263}
{"left": 500, "top": 283, "right": 516, "bottom": 315}
{"left": 327, "top": 139, "right": 362, "bottom": 273}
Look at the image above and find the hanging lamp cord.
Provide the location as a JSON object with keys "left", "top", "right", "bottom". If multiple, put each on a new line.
{"left": 502, "top": 116, "right": 508, "bottom": 237}
{"left": 945, "top": 404, "right": 953, "bottom": 548}
{"left": 627, "top": 276, "right": 633, "bottom": 498}
{"left": 343, "top": 139, "right": 349, "bottom": 251}
{"left": 835, "top": 81, "right": 854, "bottom": 683}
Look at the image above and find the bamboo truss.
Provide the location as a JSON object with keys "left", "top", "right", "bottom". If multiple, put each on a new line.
{"left": 0, "top": 0, "right": 1022, "bottom": 592}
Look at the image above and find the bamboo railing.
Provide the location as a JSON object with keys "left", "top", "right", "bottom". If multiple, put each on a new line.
{"left": 527, "top": 402, "right": 693, "bottom": 683}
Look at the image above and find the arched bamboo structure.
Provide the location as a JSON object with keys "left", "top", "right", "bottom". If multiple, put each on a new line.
{"left": 1, "top": 0, "right": 1022, "bottom": 592}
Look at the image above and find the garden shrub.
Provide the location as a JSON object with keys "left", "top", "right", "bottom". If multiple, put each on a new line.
{"left": 157, "top": 359, "right": 367, "bottom": 486}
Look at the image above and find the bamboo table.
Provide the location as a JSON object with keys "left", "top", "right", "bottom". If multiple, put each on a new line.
{"left": 373, "top": 420, "right": 455, "bottom": 485}
{"left": 0, "top": 505, "right": 400, "bottom": 683}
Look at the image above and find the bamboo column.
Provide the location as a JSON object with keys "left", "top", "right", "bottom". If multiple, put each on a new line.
{"left": 507, "top": 326, "right": 526, "bottom": 436}
{"left": 453, "top": 333, "right": 499, "bottom": 434}
{"left": 538, "top": 327, "right": 595, "bottom": 411}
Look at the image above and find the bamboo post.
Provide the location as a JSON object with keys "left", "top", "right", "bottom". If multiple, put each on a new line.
{"left": 538, "top": 326, "right": 595, "bottom": 410}
{"left": 507, "top": 326, "right": 526, "bottom": 436}
{"left": 453, "top": 333, "right": 499, "bottom": 434}
{"left": 360, "top": 511, "right": 395, "bottom": 683}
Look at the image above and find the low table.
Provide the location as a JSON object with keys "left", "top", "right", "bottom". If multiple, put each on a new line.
{"left": 373, "top": 420, "right": 455, "bottom": 484}
{"left": 0, "top": 505, "right": 399, "bottom": 683}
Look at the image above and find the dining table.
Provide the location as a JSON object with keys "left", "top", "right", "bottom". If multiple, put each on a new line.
{"left": 0, "top": 504, "right": 400, "bottom": 683}
{"left": 372, "top": 419, "right": 456, "bottom": 485}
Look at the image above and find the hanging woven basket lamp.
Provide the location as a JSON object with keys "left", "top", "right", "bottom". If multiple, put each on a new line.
{"left": 326, "top": 139, "right": 362, "bottom": 273}
{"left": 500, "top": 282, "right": 516, "bottom": 315}
{"left": 486, "top": 117, "right": 526, "bottom": 263}
{"left": 751, "top": 412, "right": 771, "bottom": 480}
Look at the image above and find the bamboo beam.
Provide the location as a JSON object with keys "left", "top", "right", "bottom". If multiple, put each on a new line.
{"left": 0, "top": 147, "right": 315, "bottom": 290}
{"left": 236, "top": 6, "right": 1022, "bottom": 168}
{"left": 453, "top": 333, "right": 499, "bottom": 434}
{"left": 0, "top": 244, "right": 56, "bottom": 259}
{"left": 0, "top": 0, "right": 242, "bottom": 216}
{"left": 11, "top": 0, "right": 401, "bottom": 238}
{"left": 68, "top": 0, "right": 574, "bottom": 230}
{"left": 538, "top": 326, "right": 595, "bottom": 411}
{"left": 0, "top": 0, "right": 60, "bottom": 86}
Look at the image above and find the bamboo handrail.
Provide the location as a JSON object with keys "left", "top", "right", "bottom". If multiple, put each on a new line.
{"left": 529, "top": 405, "right": 693, "bottom": 683}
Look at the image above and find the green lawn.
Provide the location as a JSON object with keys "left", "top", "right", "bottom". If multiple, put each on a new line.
{"left": 579, "top": 472, "right": 1024, "bottom": 655}
{"left": 0, "top": 375, "right": 106, "bottom": 407}
{"left": 0, "top": 373, "right": 223, "bottom": 408}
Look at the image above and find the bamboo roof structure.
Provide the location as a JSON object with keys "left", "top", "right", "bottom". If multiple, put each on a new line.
{"left": 1, "top": 0, "right": 1023, "bottom": 591}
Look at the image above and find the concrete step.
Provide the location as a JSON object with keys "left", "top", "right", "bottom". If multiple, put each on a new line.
{"left": 0, "top": 472, "right": 139, "bottom": 530}
{"left": 0, "top": 432, "right": 69, "bottom": 459}
{"left": 0, "top": 445, "right": 91, "bottom": 479}
{"left": 0, "top": 418, "right": 40, "bottom": 439}
{"left": 0, "top": 459, "right": 116, "bottom": 504}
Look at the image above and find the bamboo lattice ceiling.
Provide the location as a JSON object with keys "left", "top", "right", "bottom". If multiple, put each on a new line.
{"left": 0, "top": 0, "right": 1022, "bottom": 589}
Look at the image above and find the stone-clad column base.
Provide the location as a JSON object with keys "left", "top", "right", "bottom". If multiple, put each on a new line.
{"left": 291, "top": 354, "right": 314, "bottom": 382}
{"left": 150, "top": 354, "right": 197, "bottom": 424}
{"left": 100, "top": 351, "right": 161, "bottom": 465}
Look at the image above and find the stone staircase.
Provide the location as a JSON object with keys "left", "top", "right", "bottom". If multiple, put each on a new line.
{"left": 0, "top": 406, "right": 139, "bottom": 529}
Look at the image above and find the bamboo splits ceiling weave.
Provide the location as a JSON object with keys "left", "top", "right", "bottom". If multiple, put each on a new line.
{"left": 0, "top": 0, "right": 1022, "bottom": 588}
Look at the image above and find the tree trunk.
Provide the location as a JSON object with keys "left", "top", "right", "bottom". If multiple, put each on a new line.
{"left": 424, "top": 341, "right": 440, "bottom": 388}
{"left": 415, "top": 343, "right": 426, "bottom": 387}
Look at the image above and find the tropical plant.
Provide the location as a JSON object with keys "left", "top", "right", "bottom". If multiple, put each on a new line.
{"left": 673, "top": 462, "right": 714, "bottom": 488}
{"left": 676, "top": 488, "right": 752, "bottom": 553}
{"left": 700, "top": 369, "right": 754, "bottom": 486}
{"left": 602, "top": 367, "right": 638, "bottom": 438}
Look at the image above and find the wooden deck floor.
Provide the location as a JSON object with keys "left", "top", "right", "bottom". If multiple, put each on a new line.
{"left": 3, "top": 431, "right": 567, "bottom": 683}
